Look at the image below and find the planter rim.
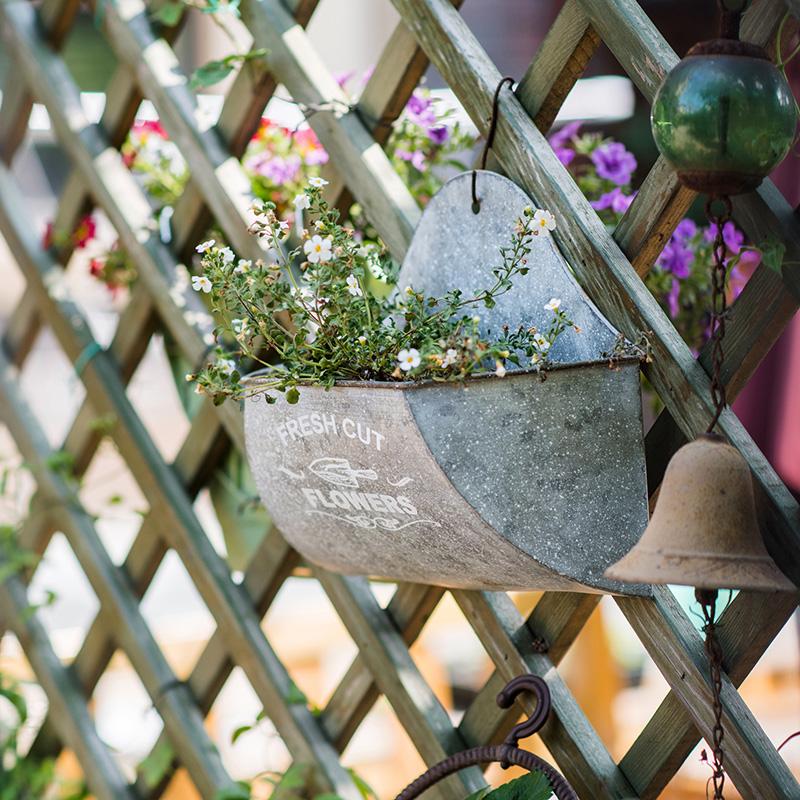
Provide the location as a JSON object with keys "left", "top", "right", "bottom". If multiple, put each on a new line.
{"left": 241, "top": 355, "right": 641, "bottom": 392}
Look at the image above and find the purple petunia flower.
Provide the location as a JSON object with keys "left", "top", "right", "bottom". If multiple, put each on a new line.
{"left": 396, "top": 148, "right": 427, "bottom": 171}
{"left": 666, "top": 277, "right": 681, "bottom": 318}
{"left": 427, "top": 125, "right": 450, "bottom": 145}
{"left": 590, "top": 187, "right": 635, "bottom": 214}
{"left": 405, "top": 91, "right": 437, "bottom": 128}
{"left": 674, "top": 218, "right": 697, "bottom": 241}
{"left": 247, "top": 153, "right": 301, "bottom": 184}
{"left": 548, "top": 121, "right": 581, "bottom": 167}
{"left": 591, "top": 141, "right": 637, "bottom": 186}
{"left": 656, "top": 235, "right": 694, "bottom": 279}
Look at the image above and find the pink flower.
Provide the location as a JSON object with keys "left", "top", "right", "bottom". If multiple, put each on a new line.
{"left": 405, "top": 91, "right": 437, "bottom": 128}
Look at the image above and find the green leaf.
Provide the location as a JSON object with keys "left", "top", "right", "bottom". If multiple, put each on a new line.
{"left": 138, "top": 741, "right": 175, "bottom": 788}
{"left": 150, "top": 1, "right": 185, "bottom": 26}
{"left": 482, "top": 771, "right": 553, "bottom": 800}
{"left": 286, "top": 680, "right": 307, "bottom": 704}
{"left": 230, "top": 724, "right": 253, "bottom": 744}
{"left": 285, "top": 387, "right": 300, "bottom": 405}
{"left": 214, "top": 784, "right": 252, "bottom": 800}
{"left": 348, "top": 769, "right": 378, "bottom": 800}
{"left": 758, "top": 235, "right": 786, "bottom": 274}
{"left": 190, "top": 59, "right": 235, "bottom": 89}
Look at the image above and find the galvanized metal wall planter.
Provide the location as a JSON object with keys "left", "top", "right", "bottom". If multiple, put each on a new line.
{"left": 245, "top": 172, "right": 649, "bottom": 594}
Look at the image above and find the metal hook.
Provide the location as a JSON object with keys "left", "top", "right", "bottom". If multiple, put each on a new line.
{"left": 497, "top": 674, "right": 551, "bottom": 767}
{"left": 471, "top": 76, "right": 514, "bottom": 214}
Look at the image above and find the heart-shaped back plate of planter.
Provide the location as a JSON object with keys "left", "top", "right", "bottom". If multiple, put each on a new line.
{"left": 244, "top": 171, "right": 649, "bottom": 595}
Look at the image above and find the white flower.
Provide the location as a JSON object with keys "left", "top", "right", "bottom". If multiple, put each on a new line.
{"left": 192, "top": 275, "right": 212, "bottom": 293}
{"left": 217, "top": 358, "right": 236, "bottom": 375}
{"left": 305, "top": 321, "right": 320, "bottom": 344}
{"left": 232, "top": 318, "right": 247, "bottom": 335}
{"left": 534, "top": 334, "right": 551, "bottom": 352}
{"left": 544, "top": 297, "right": 561, "bottom": 312}
{"left": 441, "top": 348, "right": 458, "bottom": 368}
{"left": 495, "top": 361, "right": 507, "bottom": 378}
{"left": 195, "top": 239, "right": 215, "bottom": 253}
{"left": 219, "top": 246, "right": 235, "bottom": 265}
{"left": 277, "top": 220, "right": 290, "bottom": 232}
{"left": 357, "top": 335, "right": 367, "bottom": 345}
{"left": 294, "top": 193, "right": 311, "bottom": 210}
{"left": 471, "top": 315, "right": 481, "bottom": 324}
{"left": 314, "top": 220, "right": 325, "bottom": 230}
{"left": 533, "top": 209, "right": 556, "bottom": 234}
{"left": 404, "top": 285, "right": 414, "bottom": 296}
{"left": 381, "top": 317, "right": 395, "bottom": 329}
{"left": 308, "top": 176, "right": 329, "bottom": 188}
{"left": 346, "top": 274, "right": 363, "bottom": 297}
{"left": 304, "top": 235, "right": 333, "bottom": 264}
{"left": 397, "top": 348, "right": 421, "bottom": 372}
{"left": 234, "top": 259, "right": 251, "bottom": 274}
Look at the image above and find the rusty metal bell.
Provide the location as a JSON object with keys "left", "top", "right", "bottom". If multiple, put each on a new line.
{"left": 605, "top": 434, "right": 794, "bottom": 591}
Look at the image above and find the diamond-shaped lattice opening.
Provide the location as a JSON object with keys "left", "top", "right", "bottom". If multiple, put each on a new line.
{"left": 61, "top": 208, "right": 133, "bottom": 331}
{"left": 195, "top": 454, "right": 270, "bottom": 573}
{"left": 409, "top": 592, "right": 491, "bottom": 726}
{"left": 163, "top": 767, "right": 203, "bottom": 800}
{"left": 79, "top": 436, "right": 149, "bottom": 566}
{"left": 28, "top": 532, "right": 100, "bottom": 660}
{"left": 18, "top": 326, "right": 86, "bottom": 447}
{"left": 209, "top": 666, "right": 291, "bottom": 786}
{"left": 93, "top": 650, "right": 164, "bottom": 780}
{"left": 140, "top": 550, "right": 216, "bottom": 680}
{"left": 127, "top": 333, "right": 192, "bottom": 463}
{"left": 341, "top": 695, "right": 428, "bottom": 798}
{"left": 561, "top": 596, "right": 669, "bottom": 762}
{"left": 61, "top": 10, "right": 117, "bottom": 93}
{"left": 0, "top": 232, "right": 27, "bottom": 330}
{"left": 263, "top": 575, "right": 358, "bottom": 712}
{"left": 739, "top": 610, "right": 800, "bottom": 776}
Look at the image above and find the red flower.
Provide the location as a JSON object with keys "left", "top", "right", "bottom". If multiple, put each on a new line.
{"left": 73, "top": 215, "right": 97, "bottom": 249}
{"left": 42, "top": 221, "right": 54, "bottom": 249}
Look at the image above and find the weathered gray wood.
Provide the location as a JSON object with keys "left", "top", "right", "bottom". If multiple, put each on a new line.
{"left": 0, "top": 348, "right": 241, "bottom": 800}
{"left": 0, "top": 574, "right": 137, "bottom": 800}
{"left": 0, "top": 151, "right": 360, "bottom": 797}
{"left": 618, "top": 589, "right": 800, "bottom": 800}
{"left": 242, "top": 0, "right": 420, "bottom": 258}
{"left": 516, "top": 0, "right": 599, "bottom": 133}
{"left": 315, "top": 571, "right": 484, "bottom": 799}
{"left": 453, "top": 590, "right": 637, "bottom": 799}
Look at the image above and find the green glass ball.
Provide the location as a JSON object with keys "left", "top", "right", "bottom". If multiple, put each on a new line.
{"left": 651, "top": 47, "right": 797, "bottom": 194}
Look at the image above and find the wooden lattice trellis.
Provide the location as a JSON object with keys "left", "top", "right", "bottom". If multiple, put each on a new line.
{"left": 0, "top": 0, "right": 798, "bottom": 797}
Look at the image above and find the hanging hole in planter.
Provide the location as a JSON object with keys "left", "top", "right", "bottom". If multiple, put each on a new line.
{"left": 243, "top": 170, "right": 649, "bottom": 595}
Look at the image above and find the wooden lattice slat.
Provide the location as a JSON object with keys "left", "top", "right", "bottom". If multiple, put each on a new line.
{"left": 0, "top": 0, "right": 798, "bottom": 798}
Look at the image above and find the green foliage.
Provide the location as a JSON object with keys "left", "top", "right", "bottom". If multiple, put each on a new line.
{"left": 480, "top": 771, "right": 553, "bottom": 800}
{"left": 190, "top": 49, "right": 268, "bottom": 89}
{"left": 138, "top": 741, "right": 175, "bottom": 788}
{"left": 192, "top": 186, "right": 575, "bottom": 405}
{"left": 150, "top": 1, "right": 186, "bottom": 26}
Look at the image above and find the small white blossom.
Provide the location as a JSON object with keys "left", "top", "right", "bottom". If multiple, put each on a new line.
{"left": 533, "top": 209, "right": 556, "bottom": 234}
{"left": 314, "top": 220, "right": 325, "bottom": 230}
{"left": 397, "top": 348, "right": 421, "bottom": 372}
{"left": 346, "top": 274, "right": 363, "bottom": 297}
{"left": 308, "top": 176, "right": 329, "bottom": 188}
{"left": 234, "top": 259, "right": 251, "bottom": 274}
{"left": 304, "top": 235, "right": 333, "bottom": 264}
{"left": 441, "top": 348, "right": 458, "bottom": 368}
{"left": 232, "top": 318, "right": 247, "bottom": 335}
{"left": 305, "top": 321, "right": 320, "bottom": 344}
{"left": 404, "top": 285, "right": 415, "bottom": 296}
{"left": 381, "top": 317, "right": 395, "bottom": 329}
{"left": 472, "top": 315, "right": 481, "bottom": 324}
{"left": 219, "top": 246, "right": 235, "bottom": 265}
{"left": 192, "top": 275, "right": 212, "bottom": 293}
{"left": 277, "top": 220, "right": 290, "bottom": 233}
{"left": 196, "top": 239, "right": 215, "bottom": 253}
{"left": 293, "top": 193, "right": 311, "bottom": 210}
{"left": 357, "top": 335, "right": 367, "bottom": 345}
{"left": 217, "top": 359, "right": 236, "bottom": 375}
{"left": 534, "top": 334, "right": 551, "bottom": 352}
{"left": 495, "top": 361, "right": 507, "bottom": 378}
{"left": 544, "top": 297, "right": 561, "bottom": 312}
